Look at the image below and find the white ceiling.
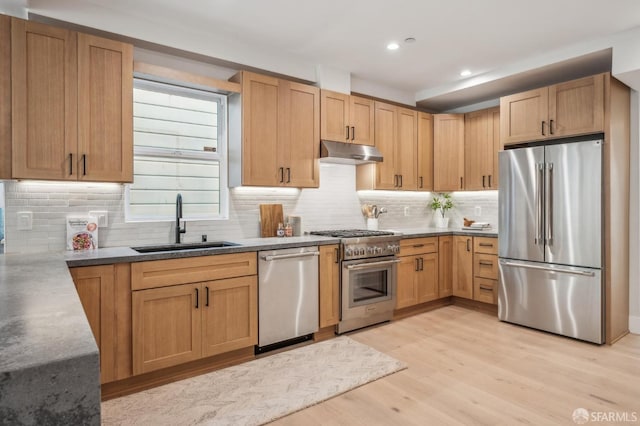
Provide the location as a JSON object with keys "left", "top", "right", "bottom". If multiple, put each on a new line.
{"left": 19, "top": 0, "right": 640, "bottom": 110}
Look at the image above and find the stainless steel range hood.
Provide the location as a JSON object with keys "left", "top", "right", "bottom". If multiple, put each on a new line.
{"left": 319, "top": 140, "right": 383, "bottom": 165}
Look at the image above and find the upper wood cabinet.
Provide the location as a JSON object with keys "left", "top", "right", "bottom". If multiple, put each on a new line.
{"left": 464, "top": 107, "right": 499, "bottom": 190}
{"left": 434, "top": 114, "right": 465, "bottom": 192}
{"left": 319, "top": 244, "right": 340, "bottom": 328}
{"left": 320, "top": 90, "right": 374, "bottom": 146}
{"left": 0, "top": 15, "right": 12, "bottom": 179}
{"left": 417, "top": 112, "right": 434, "bottom": 191}
{"left": 231, "top": 71, "right": 319, "bottom": 188}
{"left": 356, "top": 102, "right": 417, "bottom": 191}
{"left": 10, "top": 18, "right": 133, "bottom": 182}
{"left": 501, "top": 73, "right": 604, "bottom": 145}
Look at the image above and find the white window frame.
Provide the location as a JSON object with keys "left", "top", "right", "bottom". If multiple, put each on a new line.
{"left": 125, "top": 78, "right": 229, "bottom": 222}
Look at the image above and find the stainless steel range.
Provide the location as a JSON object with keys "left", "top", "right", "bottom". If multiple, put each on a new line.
{"left": 310, "top": 230, "right": 401, "bottom": 333}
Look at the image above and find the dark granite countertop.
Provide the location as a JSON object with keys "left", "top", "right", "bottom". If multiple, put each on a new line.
{"left": 391, "top": 227, "right": 499, "bottom": 239}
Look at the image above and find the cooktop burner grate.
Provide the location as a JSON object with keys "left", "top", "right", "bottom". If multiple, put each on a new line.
{"left": 310, "top": 229, "right": 395, "bottom": 238}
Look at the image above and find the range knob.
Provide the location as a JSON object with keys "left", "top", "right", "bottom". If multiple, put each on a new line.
{"left": 387, "top": 244, "right": 400, "bottom": 253}
{"left": 359, "top": 248, "right": 366, "bottom": 256}
{"left": 345, "top": 248, "right": 353, "bottom": 257}
{"left": 367, "top": 247, "right": 375, "bottom": 255}
{"left": 374, "top": 247, "right": 383, "bottom": 254}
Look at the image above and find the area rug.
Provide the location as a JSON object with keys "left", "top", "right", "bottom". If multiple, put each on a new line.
{"left": 101, "top": 336, "right": 406, "bottom": 425}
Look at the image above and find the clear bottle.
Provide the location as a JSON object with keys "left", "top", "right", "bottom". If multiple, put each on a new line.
{"left": 284, "top": 222, "right": 293, "bottom": 237}
{"left": 276, "top": 222, "right": 285, "bottom": 237}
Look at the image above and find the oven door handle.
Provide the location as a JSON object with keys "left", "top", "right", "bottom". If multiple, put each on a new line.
{"left": 346, "top": 259, "right": 401, "bottom": 270}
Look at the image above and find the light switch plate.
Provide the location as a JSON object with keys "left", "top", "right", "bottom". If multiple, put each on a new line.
{"left": 89, "top": 211, "right": 109, "bottom": 228}
{"left": 17, "top": 211, "right": 33, "bottom": 231}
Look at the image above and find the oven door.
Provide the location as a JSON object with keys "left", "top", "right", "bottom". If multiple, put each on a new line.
{"left": 341, "top": 256, "right": 398, "bottom": 324}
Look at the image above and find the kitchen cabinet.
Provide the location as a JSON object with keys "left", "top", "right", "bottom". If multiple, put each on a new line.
{"left": 417, "top": 112, "right": 434, "bottom": 191}
{"left": 132, "top": 252, "right": 258, "bottom": 374}
{"left": 230, "top": 71, "right": 319, "bottom": 188}
{"left": 70, "top": 264, "right": 132, "bottom": 384}
{"left": 10, "top": 18, "right": 133, "bottom": 182}
{"left": 356, "top": 102, "right": 417, "bottom": 190}
{"left": 320, "top": 90, "right": 374, "bottom": 146}
{"left": 0, "top": 15, "right": 10, "bottom": 179}
{"left": 500, "top": 73, "right": 604, "bottom": 145}
{"left": 452, "top": 235, "right": 473, "bottom": 299}
{"left": 473, "top": 237, "right": 498, "bottom": 305}
{"left": 438, "top": 236, "right": 453, "bottom": 297}
{"left": 464, "top": 107, "right": 499, "bottom": 190}
{"left": 319, "top": 244, "right": 340, "bottom": 328}
{"left": 434, "top": 114, "right": 465, "bottom": 192}
{"left": 397, "top": 238, "right": 439, "bottom": 309}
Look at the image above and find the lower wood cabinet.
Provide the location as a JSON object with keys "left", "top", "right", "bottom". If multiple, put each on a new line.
{"left": 452, "top": 236, "right": 474, "bottom": 299}
{"left": 132, "top": 276, "right": 258, "bottom": 375}
{"left": 319, "top": 244, "right": 340, "bottom": 328}
{"left": 473, "top": 236, "right": 499, "bottom": 305}
{"left": 70, "top": 263, "right": 132, "bottom": 384}
{"left": 438, "top": 236, "right": 453, "bottom": 297}
{"left": 397, "top": 238, "right": 439, "bottom": 309}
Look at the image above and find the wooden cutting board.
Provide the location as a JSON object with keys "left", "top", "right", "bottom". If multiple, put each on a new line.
{"left": 259, "top": 204, "right": 284, "bottom": 237}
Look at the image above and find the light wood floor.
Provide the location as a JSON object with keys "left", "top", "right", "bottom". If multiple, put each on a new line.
{"left": 273, "top": 306, "right": 640, "bottom": 425}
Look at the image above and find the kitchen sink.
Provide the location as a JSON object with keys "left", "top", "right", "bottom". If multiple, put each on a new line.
{"left": 132, "top": 241, "right": 240, "bottom": 253}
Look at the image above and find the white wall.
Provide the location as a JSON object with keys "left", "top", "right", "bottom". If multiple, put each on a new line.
{"left": 3, "top": 164, "right": 499, "bottom": 253}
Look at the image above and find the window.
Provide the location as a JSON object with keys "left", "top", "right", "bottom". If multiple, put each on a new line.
{"left": 126, "top": 79, "right": 228, "bottom": 221}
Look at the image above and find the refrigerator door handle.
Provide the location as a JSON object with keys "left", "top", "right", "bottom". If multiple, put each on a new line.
{"left": 546, "top": 163, "right": 554, "bottom": 245}
{"left": 535, "top": 163, "right": 544, "bottom": 245}
{"left": 500, "top": 260, "right": 595, "bottom": 277}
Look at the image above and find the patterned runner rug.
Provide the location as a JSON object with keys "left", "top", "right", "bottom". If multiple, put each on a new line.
{"left": 102, "top": 336, "right": 406, "bottom": 425}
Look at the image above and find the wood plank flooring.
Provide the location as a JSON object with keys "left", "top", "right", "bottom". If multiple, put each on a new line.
{"left": 273, "top": 306, "right": 640, "bottom": 425}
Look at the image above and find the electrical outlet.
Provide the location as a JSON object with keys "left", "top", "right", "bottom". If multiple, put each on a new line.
{"left": 17, "top": 211, "right": 33, "bottom": 231}
{"left": 89, "top": 211, "right": 109, "bottom": 228}
{"left": 474, "top": 206, "right": 482, "bottom": 216}
{"left": 404, "top": 206, "right": 410, "bottom": 216}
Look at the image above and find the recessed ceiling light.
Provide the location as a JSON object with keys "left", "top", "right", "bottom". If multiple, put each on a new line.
{"left": 387, "top": 42, "right": 399, "bottom": 51}
{"left": 460, "top": 69, "right": 472, "bottom": 77}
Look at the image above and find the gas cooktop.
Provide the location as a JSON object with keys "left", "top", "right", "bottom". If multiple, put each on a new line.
{"left": 310, "top": 229, "right": 395, "bottom": 238}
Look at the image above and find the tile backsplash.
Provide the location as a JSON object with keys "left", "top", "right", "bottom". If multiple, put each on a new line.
{"left": 3, "top": 164, "right": 498, "bottom": 253}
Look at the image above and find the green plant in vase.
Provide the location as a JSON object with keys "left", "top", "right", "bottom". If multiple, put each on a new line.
{"left": 429, "top": 193, "right": 453, "bottom": 228}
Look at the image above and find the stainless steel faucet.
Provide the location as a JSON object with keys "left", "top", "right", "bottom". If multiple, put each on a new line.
{"left": 175, "top": 193, "right": 186, "bottom": 243}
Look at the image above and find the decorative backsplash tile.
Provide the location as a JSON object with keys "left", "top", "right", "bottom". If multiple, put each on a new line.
{"left": 3, "top": 164, "right": 498, "bottom": 253}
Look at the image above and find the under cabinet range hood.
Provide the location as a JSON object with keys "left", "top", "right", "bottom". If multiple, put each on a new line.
{"left": 319, "top": 140, "right": 383, "bottom": 165}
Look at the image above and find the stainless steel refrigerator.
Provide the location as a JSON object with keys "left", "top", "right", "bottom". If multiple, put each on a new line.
{"left": 498, "top": 138, "right": 603, "bottom": 344}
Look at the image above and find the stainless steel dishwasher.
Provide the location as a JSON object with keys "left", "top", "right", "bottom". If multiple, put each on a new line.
{"left": 257, "top": 246, "right": 319, "bottom": 352}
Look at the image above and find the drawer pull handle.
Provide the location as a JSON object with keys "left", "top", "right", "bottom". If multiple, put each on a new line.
{"left": 479, "top": 260, "right": 494, "bottom": 266}
{"left": 479, "top": 243, "right": 494, "bottom": 247}
{"left": 479, "top": 285, "right": 493, "bottom": 291}
{"left": 413, "top": 244, "right": 425, "bottom": 248}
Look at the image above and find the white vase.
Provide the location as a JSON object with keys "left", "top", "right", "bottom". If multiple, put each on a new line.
{"left": 367, "top": 218, "right": 379, "bottom": 230}
{"left": 434, "top": 216, "right": 449, "bottom": 228}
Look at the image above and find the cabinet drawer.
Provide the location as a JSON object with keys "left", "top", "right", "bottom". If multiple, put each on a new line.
{"left": 400, "top": 237, "right": 438, "bottom": 256}
{"left": 474, "top": 237, "right": 498, "bottom": 255}
{"left": 131, "top": 252, "right": 257, "bottom": 290}
{"left": 474, "top": 277, "right": 497, "bottom": 304}
{"left": 474, "top": 253, "right": 498, "bottom": 280}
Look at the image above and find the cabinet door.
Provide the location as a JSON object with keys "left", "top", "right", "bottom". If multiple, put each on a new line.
{"left": 71, "top": 264, "right": 132, "bottom": 384}
{"left": 453, "top": 236, "right": 473, "bottom": 299}
{"left": 202, "top": 276, "right": 257, "bottom": 357}
{"left": 280, "top": 81, "right": 320, "bottom": 188}
{"left": 319, "top": 245, "right": 340, "bottom": 328}
{"left": 78, "top": 33, "right": 133, "bottom": 183}
{"left": 396, "top": 107, "right": 418, "bottom": 190}
{"left": 350, "top": 95, "right": 375, "bottom": 146}
{"left": 500, "top": 87, "right": 548, "bottom": 145}
{"left": 489, "top": 107, "right": 501, "bottom": 189}
{"left": 132, "top": 283, "right": 202, "bottom": 374}
{"left": 417, "top": 253, "right": 439, "bottom": 303}
{"left": 433, "top": 114, "right": 464, "bottom": 191}
{"left": 464, "top": 109, "right": 492, "bottom": 190}
{"left": 549, "top": 74, "right": 604, "bottom": 138}
{"left": 417, "top": 112, "right": 433, "bottom": 191}
{"left": 241, "top": 72, "right": 280, "bottom": 186}
{"left": 438, "top": 236, "right": 453, "bottom": 297}
{"left": 0, "top": 15, "right": 10, "bottom": 179}
{"left": 474, "top": 278, "right": 497, "bottom": 305}
{"left": 374, "top": 101, "right": 397, "bottom": 190}
{"left": 396, "top": 255, "right": 418, "bottom": 309}
{"left": 320, "top": 90, "right": 350, "bottom": 142}
{"left": 11, "top": 18, "right": 78, "bottom": 180}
